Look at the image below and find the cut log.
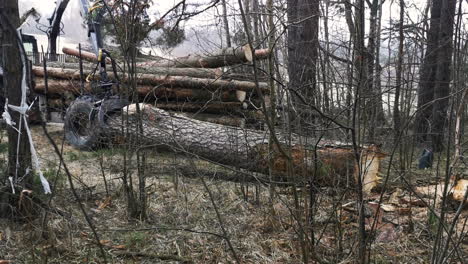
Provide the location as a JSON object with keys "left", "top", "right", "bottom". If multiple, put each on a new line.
{"left": 154, "top": 101, "right": 244, "bottom": 115}
{"left": 62, "top": 47, "right": 109, "bottom": 63}
{"left": 138, "top": 86, "right": 240, "bottom": 102}
{"left": 34, "top": 79, "right": 242, "bottom": 102}
{"left": 63, "top": 46, "right": 271, "bottom": 69}
{"left": 32, "top": 66, "right": 270, "bottom": 93}
{"left": 135, "top": 45, "right": 271, "bottom": 68}
{"left": 451, "top": 179, "right": 468, "bottom": 204}
{"left": 103, "top": 103, "right": 384, "bottom": 193}
{"left": 43, "top": 61, "right": 223, "bottom": 79}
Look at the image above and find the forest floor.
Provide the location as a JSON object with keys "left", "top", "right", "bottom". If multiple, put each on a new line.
{"left": 0, "top": 124, "right": 467, "bottom": 263}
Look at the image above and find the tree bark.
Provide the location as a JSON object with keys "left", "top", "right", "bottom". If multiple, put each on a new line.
{"left": 367, "top": 0, "right": 385, "bottom": 140}
{"left": 415, "top": 0, "right": 442, "bottom": 142}
{"left": 431, "top": 0, "right": 457, "bottom": 151}
{"left": 105, "top": 104, "right": 383, "bottom": 191}
{"left": 221, "top": 0, "right": 232, "bottom": 48}
{"left": 134, "top": 46, "right": 271, "bottom": 68}
{"left": 32, "top": 66, "right": 270, "bottom": 93}
{"left": 42, "top": 61, "right": 223, "bottom": 79}
{"left": 0, "top": 0, "right": 32, "bottom": 217}
{"left": 287, "top": 0, "right": 320, "bottom": 118}
{"left": 153, "top": 101, "right": 244, "bottom": 115}
{"left": 33, "top": 79, "right": 244, "bottom": 102}
{"left": 63, "top": 46, "right": 271, "bottom": 68}
{"left": 176, "top": 112, "right": 245, "bottom": 127}
{"left": 394, "top": 0, "right": 404, "bottom": 136}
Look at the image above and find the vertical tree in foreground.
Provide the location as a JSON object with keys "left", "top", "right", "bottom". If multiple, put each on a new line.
{"left": 416, "top": 0, "right": 456, "bottom": 151}
{"left": 287, "top": 0, "right": 320, "bottom": 123}
{"left": 0, "top": 0, "right": 31, "bottom": 217}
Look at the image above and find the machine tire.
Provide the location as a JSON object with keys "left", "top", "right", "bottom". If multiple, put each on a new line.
{"left": 97, "top": 96, "right": 129, "bottom": 130}
{"left": 64, "top": 96, "right": 101, "bottom": 150}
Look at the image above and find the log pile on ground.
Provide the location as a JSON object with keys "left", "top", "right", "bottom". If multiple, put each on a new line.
{"left": 33, "top": 45, "right": 271, "bottom": 127}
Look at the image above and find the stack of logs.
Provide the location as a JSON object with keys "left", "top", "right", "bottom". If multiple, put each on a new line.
{"left": 32, "top": 45, "right": 271, "bottom": 127}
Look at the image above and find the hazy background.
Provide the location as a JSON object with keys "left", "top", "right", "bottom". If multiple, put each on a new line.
{"left": 18, "top": 0, "right": 223, "bottom": 57}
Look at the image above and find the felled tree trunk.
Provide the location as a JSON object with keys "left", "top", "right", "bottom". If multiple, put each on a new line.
{"left": 44, "top": 61, "right": 222, "bottom": 79}
{"left": 106, "top": 104, "right": 384, "bottom": 193}
{"left": 32, "top": 67, "right": 269, "bottom": 93}
{"left": 135, "top": 45, "right": 271, "bottom": 68}
{"left": 63, "top": 46, "right": 271, "bottom": 69}
{"left": 153, "top": 102, "right": 244, "bottom": 114}
{"left": 34, "top": 79, "right": 244, "bottom": 102}
{"left": 176, "top": 112, "right": 246, "bottom": 127}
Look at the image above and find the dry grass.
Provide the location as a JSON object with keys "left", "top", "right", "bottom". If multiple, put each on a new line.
{"left": 0, "top": 124, "right": 466, "bottom": 263}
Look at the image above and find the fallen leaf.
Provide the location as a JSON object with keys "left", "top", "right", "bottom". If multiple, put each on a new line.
{"left": 375, "top": 223, "right": 399, "bottom": 243}
{"left": 389, "top": 189, "right": 403, "bottom": 204}
{"left": 398, "top": 207, "right": 412, "bottom": 215}
{"left": 99, "top": 240, "right": 111, "bottom": 245}
{"left": 380, "top": 204, "right": 396, "bottom": 212}
{"left": 365, "top": 202, "right": 384, "bottom": 230}
{"left": 97, "top": 196, "right": 112, "bottom": 210}
{"left": 112, "top": 245, "right": 126, "bottom": 250}
{"left": 399, "top": 197, "right": 426, "bottom": 207}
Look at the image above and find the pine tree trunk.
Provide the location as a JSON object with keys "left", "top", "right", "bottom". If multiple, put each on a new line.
{"left": 105, "top": 104, "right": 384, "bottom": 192}
{"left": 41, "top": 61, "right": 223, "bottom": 79}
{"left": 32, "top": 66, "right": 270, "bottom": 93}
{"left": 62, "top": 46, "right": 271, "bottom": 68}
{"left": 34, "top": 79, "right": 244, "bottom": 102}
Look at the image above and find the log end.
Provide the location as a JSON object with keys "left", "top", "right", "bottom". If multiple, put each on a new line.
{"left": 236, "top": 90, "right": 246, "bottom": 102}
{"left": 243, "top": 44, "right": 253, "bottom": 62}
{"left": 451, "top": 179, "right": 468, "bottom": 202}
{"left": 356, "top": 146, "right": 386, "bottom": 195}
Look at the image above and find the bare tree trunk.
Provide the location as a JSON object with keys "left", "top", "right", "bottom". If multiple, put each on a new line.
{"left": 354, "top": 0, "right": 368, "bottom": 262}
{"left": 367, "top": 0, "right": 384, "bottom": 140}
{"left": 394, "top": 0, "right": 404, "bottom": 135}
{"left": 0, "top": 0, "right": 32, "bottom": 217}
{"left": 221, "top": 0, "right": 232, "bottom": 47}
{"left": 431, "top": 0, "right": 457, "bottom": 151}
{"left": 48, "top": 0, "right": 70, "bottom": 60}
{"left": 373, "top": 0, "right": 385, "bottom": 124}
{"left": 415, "top": 0, "right": 442, "bottom": 143}
{"left": 287, "top": 0, "right": 320, "bottom": 125}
